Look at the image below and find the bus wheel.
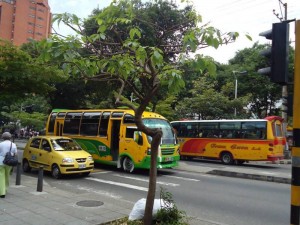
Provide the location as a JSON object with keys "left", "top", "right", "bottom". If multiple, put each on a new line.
{"left": 123, "top": 157, "right": 134, "bottom": 173}
{"left": 51, "top": 164, "right": 62, "bottom": 179}
{"left": 22, "top": 159, "right": 31, "bottom": 172}
{"left": 221, "top": 152, "right": 233, "bottom": 165}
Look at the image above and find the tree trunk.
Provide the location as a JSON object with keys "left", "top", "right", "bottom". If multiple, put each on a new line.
{"left": 143, "top": 130, "right": 162, "bottom": 225}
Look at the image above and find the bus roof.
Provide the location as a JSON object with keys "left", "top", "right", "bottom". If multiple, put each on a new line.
{"left": 51, "top": 108, "right": 166, "bottom": 120}
{"left": 171, "top": 116, "right": 283, "bottom": 123}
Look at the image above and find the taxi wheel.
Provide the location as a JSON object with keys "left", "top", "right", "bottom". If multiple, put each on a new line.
{"left": 22, "top": 159, "right": 31, "bottom": 172}
{"left": 82, "top": 172, "right": 90, "bottom": 177}
{"left": 51, "top": 164, "right": 62, "bottom": 179}
{"left": 123, "top": 157, "right": 134, "bottom": 173}
{"left": 221, "top": 152, "right": 233, "bottom": 165}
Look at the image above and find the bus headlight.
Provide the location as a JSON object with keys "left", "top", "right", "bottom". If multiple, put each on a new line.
{"left": 62, "top": 157, "right": 74, "bottom": 163}
{"left": 146, "top": 148, "right": 151, "bottom": 155}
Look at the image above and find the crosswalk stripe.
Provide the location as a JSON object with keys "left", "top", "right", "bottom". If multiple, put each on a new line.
{"left": 113, "top": 174, "right": 179, "bottom": 187}
{"left": 86, "top": 177, "right": 148, "bottom": 192}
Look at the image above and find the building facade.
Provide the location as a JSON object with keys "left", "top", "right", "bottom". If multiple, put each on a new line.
{"left": 0, "top": 0, "right": 51, "bottom": 46}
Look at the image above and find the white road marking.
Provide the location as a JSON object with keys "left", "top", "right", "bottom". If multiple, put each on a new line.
{"left": 161, "top": 175, "right": 200, "bottom": 182}
{"left": 86, "top": 177, "right": 148, "bottom": 191}
{"left": 113, "top": 174, "right": 179, "bottom": 187}
{"left": 91, "top": 171, "right": 111, "bottom": 175}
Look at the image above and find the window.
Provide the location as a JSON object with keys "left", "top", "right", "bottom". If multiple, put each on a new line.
{"left": 99, "top": 112, "right": 110, "bottom": 137}
{"left": 123, "top": 114, "right": 135, "bottom": 123}
{"left": 126, "top": 127, "right": 137, "bottom": 138}
{"left": 273, "top": 123, "right": 283, "bottom": 137}
{"left": 219, "top": 122, "right": 241, "bottom": 138}
{"left": 80, "top": 112, "right": 101, "bottom": 136}
{"left": 199, "top": 122, "right": 219, "bottom": 138}
{"left": 57, "top": 112, "right": 66, "bottom": 118}
{"left": 30, "top": 138, "right": 41, "bottom": 148}
{"left": 63, "top": 112, "right": 82, "bottom": 135}
{"left": 41, "top": 139, "right": 50, "bottom": 151}
{"left": 112, "top": 112, "right": 124, "bottom": 118}
{"left": 241, "top": 121, "right": 266, "bottom": 139}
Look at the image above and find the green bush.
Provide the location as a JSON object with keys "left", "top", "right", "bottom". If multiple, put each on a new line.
{"left": 154, "top": 187, "right": 189, "bottom": 225}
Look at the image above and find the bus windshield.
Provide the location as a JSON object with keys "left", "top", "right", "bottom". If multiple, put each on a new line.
{"left": 143, "top": 119, "right": 175, "bottom": 144}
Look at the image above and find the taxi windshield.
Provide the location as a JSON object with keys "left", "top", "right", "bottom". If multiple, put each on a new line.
{"left": 51, "top": 139, "right": 82, "bottom": 151}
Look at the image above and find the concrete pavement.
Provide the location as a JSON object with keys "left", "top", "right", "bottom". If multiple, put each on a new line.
{"left": 1, "top": 171, "right": 132, "bottom": 225}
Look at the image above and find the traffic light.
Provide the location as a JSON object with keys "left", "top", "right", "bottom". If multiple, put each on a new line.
{"left": 258, "top": 22, "right": 289, "bottom": 84}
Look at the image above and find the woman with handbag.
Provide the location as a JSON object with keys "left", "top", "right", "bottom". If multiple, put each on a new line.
{"left": 0, "top": 132, "right": 18, "bottom": 198}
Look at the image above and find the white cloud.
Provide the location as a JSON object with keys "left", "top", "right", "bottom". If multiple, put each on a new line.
{"left": 48, "top": 0, "right": 300, "bottom": 64}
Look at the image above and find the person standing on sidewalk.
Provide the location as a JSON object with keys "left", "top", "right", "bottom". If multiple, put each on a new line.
{"left": 0, "top": 132, "right": 18, "bottom": 198}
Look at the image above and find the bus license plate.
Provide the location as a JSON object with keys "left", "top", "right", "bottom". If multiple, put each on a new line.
{"left": 78, "top": 164, "right": 86, "bottom": 169}
{"left": 164, "top": 157, "right": 173, "bottom": 162}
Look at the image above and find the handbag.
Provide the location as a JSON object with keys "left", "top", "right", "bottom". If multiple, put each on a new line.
{"left": 3, "top": 142, "right": 18, "bottom": 166}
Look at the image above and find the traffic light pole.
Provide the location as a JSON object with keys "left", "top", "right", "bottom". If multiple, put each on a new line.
{"left": 282, "top": 3, "right": 288, "bottom": 155}
{"left": 290, "top": 20, "right": 300, "bottom": 225}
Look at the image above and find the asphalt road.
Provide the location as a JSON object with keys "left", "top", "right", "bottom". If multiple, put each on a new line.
{"left": 15, "top": 139, "right": 291, "bottom": 225}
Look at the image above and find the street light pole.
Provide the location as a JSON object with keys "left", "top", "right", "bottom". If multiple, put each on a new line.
{"left": 232, "top": 70, "right": 247, "bottom": 117}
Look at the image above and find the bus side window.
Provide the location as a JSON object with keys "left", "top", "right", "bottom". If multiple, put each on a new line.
{"left": 126, "top": 127, "right": 136, "bottom": 138}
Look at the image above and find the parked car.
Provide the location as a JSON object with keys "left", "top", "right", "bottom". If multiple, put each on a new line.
{"left": 22, "top": 136, "right": 94, "bottom": 179}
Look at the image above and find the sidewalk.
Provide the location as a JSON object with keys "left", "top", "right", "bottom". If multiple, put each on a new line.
{"left": 0, "top": 172, "right": 132, "bottom": 225}
{"left": 177, "top": 159, "right": 292, "bottom": 184}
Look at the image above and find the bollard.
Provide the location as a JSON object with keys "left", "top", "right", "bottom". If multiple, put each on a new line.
{"left": 15, "top": 162, "right": 21, "bottom": 185}
{"left": 37, "top": 166, "right": 43, "bottom": 192}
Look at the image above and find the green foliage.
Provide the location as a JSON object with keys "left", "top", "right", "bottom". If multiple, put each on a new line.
{"left": 155, "top": 187, "right": 188, "bottom": 225}
{"left": 0, "top": 41, "right": 65, "bottom": 106}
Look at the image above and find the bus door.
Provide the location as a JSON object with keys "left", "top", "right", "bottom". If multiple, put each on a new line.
{"left": 55, "top": 118, "right": 64, "bottom": 136}
{"left": 54, "top": 112, "right": 66, "bottom": 136}
{"left": 110, "top": 120, "right": 121, "bottom": 161}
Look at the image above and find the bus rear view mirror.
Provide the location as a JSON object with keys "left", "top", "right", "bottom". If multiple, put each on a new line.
{"left": 134, "top": 131, "right": 143, "bottom": 145}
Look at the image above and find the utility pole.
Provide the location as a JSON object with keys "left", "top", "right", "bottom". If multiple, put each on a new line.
{"left": 290, "top": 20, "right": 300, "bottom": 225}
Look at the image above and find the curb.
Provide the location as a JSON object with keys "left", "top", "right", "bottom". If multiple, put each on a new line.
{"left": 265, "top": 160, "right": 292, "bottom": 164}
{"left": 207, "top": 170, "right": 291, "bottom": 184}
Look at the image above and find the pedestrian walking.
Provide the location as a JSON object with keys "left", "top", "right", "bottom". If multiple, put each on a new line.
{"left": 0, "top": 132, "right": 18, "bottom": 198}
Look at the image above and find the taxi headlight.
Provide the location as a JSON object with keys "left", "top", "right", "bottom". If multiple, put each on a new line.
{"left": 62, "top": 157, "right": 74, "bottom": 163}
{"left": 87, "top": 156, "right": 93, "bottom": 161}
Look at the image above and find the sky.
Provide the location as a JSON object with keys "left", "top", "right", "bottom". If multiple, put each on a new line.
{"left": 48, "top": 0, "right": 300, "bottom": 64}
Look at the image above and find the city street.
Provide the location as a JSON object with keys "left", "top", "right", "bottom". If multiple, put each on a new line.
{"left": 14, "top": 140, "right": 291, "bottom": 225}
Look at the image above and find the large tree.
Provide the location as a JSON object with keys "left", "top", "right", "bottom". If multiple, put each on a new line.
{"left": 228, "top": 43, "right": 285, "bottom": 118}
{"left": 38, "top": 0, "right": 240, "bottom": 223}
{"left": 0, "top": 41, "right": 64, "bottom": 128}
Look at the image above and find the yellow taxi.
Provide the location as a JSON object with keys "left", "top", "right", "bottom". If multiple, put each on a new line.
{"left": 22, "top": 136, "right": 94, "bottom": 179}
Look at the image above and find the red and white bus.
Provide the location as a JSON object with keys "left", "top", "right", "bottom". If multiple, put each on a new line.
{"left": 171, "top": 116, "right": 285, "bottom": 164}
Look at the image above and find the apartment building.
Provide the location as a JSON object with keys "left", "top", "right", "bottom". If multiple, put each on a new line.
{"left": 0, "top": 0, "right": 51, "bottom": 46}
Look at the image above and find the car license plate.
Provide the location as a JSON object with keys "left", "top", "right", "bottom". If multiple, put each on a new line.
{"left": 78, "top": 164, "right": 86, "bottom": 169}
{"left": 164, "top": 157, "right": 173, "bottom": 162}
